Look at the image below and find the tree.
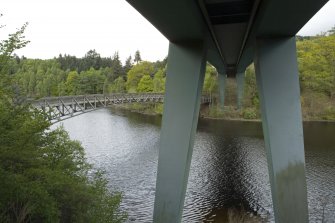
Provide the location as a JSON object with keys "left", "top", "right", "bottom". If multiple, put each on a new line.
{"left": 137, "top": 75, "right": 154, "bottom": 92}
{"left": 0, "top": 20, "right": 29, "bottom": 96}
{"left": 66, "top": 71, "right": 80, "bottom": 95}
{"left": 110, "top": 52, "right": 123, "bottom": 78}
{"left": 78, "top": 68, "right": 105, "bottom": 94}
{"left": 153, "top": 69, "right": 166, "bottom": 92}
{"left": 0, "top": 18, "right": 126, "bottom": 222}
{"left": 123, "top": 55, "right": 133, "bottom": 75}
{"left": 134, "top": 50, "right": 142, "bottom": 64}
{"left": 109, "top": 76, "right": 126, "bottom": 93}
{"left": 126, "top": 61, "right": 154, "bottom": 92}
{"left": 203, "top": 64, "right": 218, "bottom": 96}
{"left": 81, "top": 49, "right": 102, "bottom": 71}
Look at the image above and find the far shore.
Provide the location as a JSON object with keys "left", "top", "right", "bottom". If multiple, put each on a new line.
{"left": 109, "top": 104, "right": 335, "bottom": 123}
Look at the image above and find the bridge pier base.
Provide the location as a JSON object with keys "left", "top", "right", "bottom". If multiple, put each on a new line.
{"left": 254, "top": 37, "right": 308, "bottom": 222}
{"left": 236, "top": 71, "right": 245, "bottom": 110}
{"left": 153, "top": 41, "right": 206, "bottom": 223}
{"left": 218, "top": 73, "right": 226, "bottom": 109}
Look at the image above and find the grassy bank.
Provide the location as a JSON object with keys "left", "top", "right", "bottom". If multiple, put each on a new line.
{"left": 111, "top": 102, "right": 335, "bottom": 122}
{"left": 111, "top": 103, "right": 164, "bottom": 116}
{"left": 204, "top": 207, "right": 266, "bottom": 223}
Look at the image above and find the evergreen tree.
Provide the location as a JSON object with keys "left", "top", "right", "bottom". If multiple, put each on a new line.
{"left": 134, "top": 50, "right": 142, "bottom": 64}
{"left": 123, "top": 55, "right": 133, "bottom": 75}
{"left": 111, "top": 52, "right": 123, "bottom": 78}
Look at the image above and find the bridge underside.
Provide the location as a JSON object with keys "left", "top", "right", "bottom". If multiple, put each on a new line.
{"left": 126, "top": 0, "right": 329, "bottom": 222}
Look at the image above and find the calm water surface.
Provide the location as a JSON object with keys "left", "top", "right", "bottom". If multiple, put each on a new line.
{"left": 55, "top": 108, "right": 335, "bottom": 222}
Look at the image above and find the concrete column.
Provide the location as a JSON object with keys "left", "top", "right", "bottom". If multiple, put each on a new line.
{"left": 153, "top": 41, "right": 207, "bottom": 223}
{"left": 236, "top": 72, "right": 245, "bottom": 110}
{"left": 218, "top": 73, "right": 226, "bottom": 109}
{"left": 254, "top": 37, "right": 308, "bottom": 223}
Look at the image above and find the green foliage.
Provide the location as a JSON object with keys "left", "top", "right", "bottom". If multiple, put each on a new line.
{"left": 0, "top": 21, "right": 29, "bottom": 96}
{"left": 65, "top": 71, "right": 79, "bottom": 95}
{"left": 153, "top": 69, "right": 166, "bottom": 92}
{"left": 123, "top": 56, "right": 133, "bottom": 75}
{"left": 77, "top": 68, "right": 105, "bottom": 94}
{"left": 203, "top": 64, "right": 218, "bottom": 95}
{"left": 109, "top": 76, "right": 126, "bottom": 93}
{"left": 0, "top": 18, "right": 126, "bottom": 223}
{"left": 134, "top": 50, "right": 142, "bottom": 64}
{"left": 297, "top": 35, "right": 335, "bottom": 96}
{"left": 0, "top": 101, "right": 127, "bottom": 222}
{"left": 137, "top": 75, "right": 154, "bottom": 92}
{"left": 242, "top": 108, "right": 257, "bottom": 120}
{"left": 154, "top": 103, "right": 164, "bottom": 115}
{"left": 126, "top": 61, "right": 154, "bottom": 92}
{"left": 296, "top": 33, "right": 335, "bottom": 120}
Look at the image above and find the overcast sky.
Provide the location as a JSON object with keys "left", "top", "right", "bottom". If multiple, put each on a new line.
{"left": 1, "top": 0, "right": 335, "bottom": 62}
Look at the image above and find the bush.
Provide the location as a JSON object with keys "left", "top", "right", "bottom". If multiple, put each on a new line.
{"left": 242, "top": 108, "right": 258, "bottom": 120}
{"left": 0, "top": 98, "right": 126, "bottom": 223}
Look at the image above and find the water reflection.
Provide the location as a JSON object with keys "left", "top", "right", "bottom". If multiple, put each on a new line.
{"left": 55, "top": 108, "right": 335, "bottom": 222}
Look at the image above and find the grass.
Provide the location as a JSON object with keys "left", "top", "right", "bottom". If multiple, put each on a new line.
{"left": 203, "top": 207, "right": 266, "bottom": 223}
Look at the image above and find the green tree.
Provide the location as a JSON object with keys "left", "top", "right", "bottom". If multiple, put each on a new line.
{"left": 66, "top": 71, "right": 80, "bottom": 95}
{"left": 137, "top": 75, "right": 154, "bottom": 92}
{"left": 134, "top": 50, "right": 142, "bottom": 64}
{"left": 78, "top": 68, "right": 105, "bottom": 94}
{"left": 123, "top": 55, "right": 133, "bottom": 75}
{"left": 0, "top": 20, "right": 29, "bottom": 96}
{"left": 153, "top": 69, "right": 166, "bottom": 92}
{"left": 0, "top": 17, "right": 126, "bottom": 223}
{"left": 203, "top": 64, "right": 218, "bottom": 97}
{"left": 126, "top": 61, "right": 154, "bottom": 92}
{"left": 109, "top": 76, "right": 126, "bottom": 93}
{"left": 111, "top": 52, "right": 123, "bottom": 77}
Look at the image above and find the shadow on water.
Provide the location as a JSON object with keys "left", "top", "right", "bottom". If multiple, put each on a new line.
{"left": 57, "top": 108, "right": 335, "bottom": 222}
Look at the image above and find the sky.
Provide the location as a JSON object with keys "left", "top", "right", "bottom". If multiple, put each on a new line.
{"left": 1, "top": 0, "right": 335, "bottom": 62}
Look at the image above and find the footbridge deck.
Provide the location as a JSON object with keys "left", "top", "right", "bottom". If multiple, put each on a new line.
{"left": 30, "top": 93, "right": 211, "bottom": 123}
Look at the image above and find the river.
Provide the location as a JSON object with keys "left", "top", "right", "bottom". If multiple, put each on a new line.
{"left": 54, "top": 108, "right": 335, "bottom": 222}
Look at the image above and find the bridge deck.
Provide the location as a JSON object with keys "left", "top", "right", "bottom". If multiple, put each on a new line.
{"left": 30, "top": 93, "right": 211, "bottom": 123}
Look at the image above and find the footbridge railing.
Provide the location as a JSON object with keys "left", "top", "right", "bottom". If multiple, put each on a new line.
{"left": 30, "top": 93, "right": 211, "bottom": 122}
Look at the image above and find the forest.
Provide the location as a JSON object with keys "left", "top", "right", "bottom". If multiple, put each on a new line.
{"left": 9, "top": 49, "right": 167, "bottom": 97}
{"left": 9, "top": 27, "right": 335, "bottom": 120}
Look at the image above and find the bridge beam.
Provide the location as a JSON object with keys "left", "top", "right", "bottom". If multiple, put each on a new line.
{"left": 254, "top": 37, "right": 308, "bottom": 222}
{"left": 218, "top": 73, "right": 226, "bottom": 109}
{"left": 153, "top": 41, "right": 206, "bottom": 223}
{"left": 236, "top": 71, "right": 245, "bottom": 110}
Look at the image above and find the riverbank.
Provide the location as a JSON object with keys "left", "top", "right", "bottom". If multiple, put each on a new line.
{"left": 110, "top": 103, "right": 335, "bottom": 122}
{"left": 204, "top": 207, "right": 266, "bottom": 223}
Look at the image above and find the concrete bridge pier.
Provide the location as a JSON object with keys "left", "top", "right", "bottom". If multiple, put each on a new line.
{"left": 153, "top": 41, "right": 207, "bottom": 222}
{"left": 236, "top": 71, "right": 245, "bottom": 110}
{"left": 254, "top": 37, "right": 308, "bottom": 222}
{"left": 218, "top": 73, "right": 226, "bottom": 109}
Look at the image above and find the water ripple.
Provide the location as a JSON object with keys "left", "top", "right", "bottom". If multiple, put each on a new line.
{"left": 55, "top": 109, "right": 335, "bottom": 222}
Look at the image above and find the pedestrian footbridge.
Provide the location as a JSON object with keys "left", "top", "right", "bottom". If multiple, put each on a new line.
{"left": 30, "top": 93, "right": 211, "bottom": 122}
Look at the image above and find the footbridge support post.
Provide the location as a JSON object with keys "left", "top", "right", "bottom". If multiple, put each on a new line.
{"left": 254, "top": 37, "right": 308, "bottom": 222}
{"left": 153, "top": 41, "right": 207, "bottom": 223}
{"left": 218, "top": 73, "right": 226, "bottom": 110}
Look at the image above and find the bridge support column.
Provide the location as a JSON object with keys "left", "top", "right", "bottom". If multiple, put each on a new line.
{"left": 153, "top": 41, "right": 206, "bottom": 223}
{"left": 218, "top": 73, "right": 226, "bottom": 109}
{"left": 236, "top": 72, "right": 245, "bottom": 110}
{"left": 254, "top": 37, "right": 308, "bottom": 222}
